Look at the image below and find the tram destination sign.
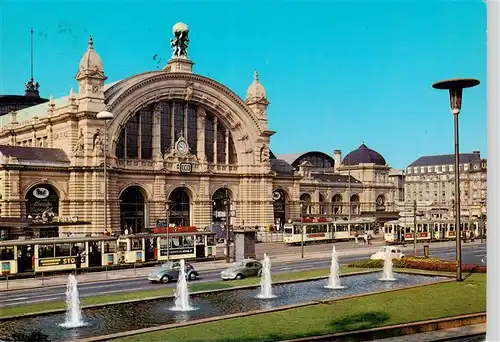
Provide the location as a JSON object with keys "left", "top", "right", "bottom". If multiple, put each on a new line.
{"left": 179, "top": 163, "right": 192, "bottom": 173}
{"left": 160, "top": 247, "right": 195, "bottom": 256}
{"left": 38, "top": 256, "right": 86, "bottom": 267}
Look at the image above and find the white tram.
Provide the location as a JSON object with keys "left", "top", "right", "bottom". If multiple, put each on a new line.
{"left": 383, "top": 218, "right": 483, "bottom": 245}
{"left": 283, "top": 217, "right": 377, "bottom": 245}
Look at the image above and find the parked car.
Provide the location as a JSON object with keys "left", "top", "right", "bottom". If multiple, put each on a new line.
{"left": 147, "top": 261, "right": 199, "bottom": 284}
{"left": 220, "top": 259, "right": 262, "bottom": 280}
{"left": 370, "top": 246, "right": 405, "bottom": 260}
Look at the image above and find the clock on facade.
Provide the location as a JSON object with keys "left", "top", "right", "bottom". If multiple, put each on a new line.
{"left": 176, "top": 139, "right": 189, "bottom": 155}
{"left": 377, "top": 196, "right": 384, "bottom": 206}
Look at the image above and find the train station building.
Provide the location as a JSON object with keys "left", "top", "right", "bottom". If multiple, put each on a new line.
{"left": 0, "top": 23, "right": 397, "bottom": 238}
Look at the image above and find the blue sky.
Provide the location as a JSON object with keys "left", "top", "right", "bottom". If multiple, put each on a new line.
{"left": 0, "top": 0, "right": 486, "bottom": 168}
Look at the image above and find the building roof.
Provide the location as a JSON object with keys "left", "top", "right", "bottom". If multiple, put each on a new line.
{"left": 0, "top": 81, "right": 120, "bottom": 128}
{"left": 312, "top": 173, "right": 362, "bottom": 184}
{"left": 408, "top": 152, "right": 481, "bottom": 167}
{"left": 276, "top": 151, "right": 335, "bottom": 168}
{"left": 270, "top": 158, "right": 295, "bottom": 176}
{"left": 342, "top": 143, "right": 386, "bottom": 166}
{"left": 0, "top": 145, "right": 70, "bottom": 165}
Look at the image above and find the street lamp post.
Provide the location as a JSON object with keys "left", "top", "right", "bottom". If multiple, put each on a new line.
{"left": 413, "top": 200, "right": 417, "bottom": 256}
{"left": 96, "top": 111, "right": 114, "bottom": 234}
{"left": 432, "top": 78, "right": 480, "bottom": 282}
{"left": 300, "top": 202, "right": 304, "bottom": 259}
{"left": 165, "top": 202, "right": 171, "bottom": 261}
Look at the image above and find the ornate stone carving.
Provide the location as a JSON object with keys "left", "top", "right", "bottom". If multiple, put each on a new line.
{"left": 260, "top": 144, "right": 269, "bottom": 163}
{"left": 184, "top": 83, "right": 194, "bottom": 101}
{"left": 170, "top": 22, "right": 190, "bottom": 58}
{"left": 73, "top": 129, "right": 85, "bottom": 155}
{"left": 93, "top": 129, "right": 104, "bottom": 156}
{"left": 237, "top": 133, "right": 248, "bottom": 141}
{"left": 153, "top": 102, "right": 162, "bottom": 113}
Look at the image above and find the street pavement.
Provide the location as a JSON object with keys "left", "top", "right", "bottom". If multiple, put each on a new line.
{"left": 0, "top": 241, "right": 486, "bottom": 308}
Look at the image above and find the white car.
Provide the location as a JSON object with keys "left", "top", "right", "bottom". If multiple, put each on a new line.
{"left": 370, "top": 247, "right": 405, "bottom": 260}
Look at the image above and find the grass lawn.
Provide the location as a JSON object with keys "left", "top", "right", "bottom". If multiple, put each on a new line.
{"left": 112, "top": 273, "right": 486, "bottom": 342}
{"left": 0, "top": 266, "right": 369, "bottom": 318}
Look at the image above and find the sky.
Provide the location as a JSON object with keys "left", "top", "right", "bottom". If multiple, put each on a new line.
{"left": 0, "top": 0, "right": 486, "bottom": 169}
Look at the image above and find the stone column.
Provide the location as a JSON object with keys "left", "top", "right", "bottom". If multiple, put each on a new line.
{"left": 225, "top": 130, "right": 229, "bottom": 165}
{"left": 213, "top": 117, "right": 218, "bottom": 164}
{"left": 196, "top": 108, "right": 206, "bottom": 162}
{"left": 170, "top": 102, "right": 175, "bottom": 147}
{"left": 152, "top": 103, "right": 161, "bottom": 159}
{"left": 183, "top": 104, "right": 188, "bottom": 138}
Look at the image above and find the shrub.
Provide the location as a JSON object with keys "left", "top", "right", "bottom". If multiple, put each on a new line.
{"left": 348, "top": 258, "right": 486, "bottom": 274}
{"left": 349, "top": 259, "right": 383, "bottom": 268}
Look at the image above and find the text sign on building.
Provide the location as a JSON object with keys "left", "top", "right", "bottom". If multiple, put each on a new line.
{"left": 33, "top": 187, "right": 50, "bottom": 199}
{"left": 179, "top": 163, "right": 192, "bottom": 173}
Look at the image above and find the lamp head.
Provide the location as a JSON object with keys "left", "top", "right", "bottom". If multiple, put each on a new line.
{"left": 432, "top": 78, "right": 480, "bottom": 115}
{"left": 96, "top": 111, "right": 114, "bottom": 120}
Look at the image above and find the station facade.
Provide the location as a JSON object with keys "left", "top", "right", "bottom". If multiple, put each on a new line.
{"left": 0, "top": 23, "right": 396, "bottom": 237}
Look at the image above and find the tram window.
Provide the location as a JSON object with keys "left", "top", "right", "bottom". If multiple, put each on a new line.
{"left": 336, "top": 225, "right": 348, "bottom": 232}
{"left": 183, "top": 236, "right": 194, "bottom": 247}
{"left": 284, "top": 226, "right": 293, "bottom": 234}
{"left": 39, "top": 244, "right": 55, "bottom": 258}
{"left": 159, "top": 237, "right": 169, "bottom": 249}
{"left": 71, "top": 242, "right": 85, "bottom": 255}
{"left": 450, "top": 224, "right": 455, "bottom": 231}
{"left": 294, "top": 225, "right": 303, "bottom": 234}
{"left": 423, "top": 224, "right": 428, "bottom": 233}
{"left": 118, "top": 242, "right": 127, "bottom": 251}
{"left": 170, "top": 237, "right": 181, "bottom": 248}
{"left": 131, "top": 239, "right": 142, "bottom": 251}
{"left": 104, "top": 242, "right": 116, "bottom": 253}
{"left": 207, "top": 235, "right": 215, "bottom": 246}
{"left": 0, "top": 247, "right": 14, "bottom": 260}
{"left": 55, "top": 243, "right": 71, "bottom": 257}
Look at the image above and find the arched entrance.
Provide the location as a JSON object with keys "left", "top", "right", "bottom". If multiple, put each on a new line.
{"left": 376, "top": 195, "right": 386, "bottom": 211}
{"left": 332, "top": 194, "right": 343, "bottom": 215}
{"left": 318, "top": 194, "right": 326, "bottom": 215}
{"left": 350, "top": 194, "right": 360, "bottom": 216}
{"left": 300, "top": 193, "right": 312, "bottom": 216}
{"left": 25, "top": 184, "right": 60, "bottom": 238}
{"left": 168, "top": 187, "right": 191, "bottom": 226}
{"left": 212, "top": 188, "right": 231, "bottom": 224}
{"left": 120, "top": 186, "right": 146, "bottom": 234}
{"left": 273, "top": 189, "right": 288, "bottom": 229}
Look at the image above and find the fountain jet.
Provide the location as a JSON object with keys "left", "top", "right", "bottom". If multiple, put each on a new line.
{"left": 257, "top": 253, "right": 276, "bottom": 299}
{"left": 379, "top": 248, "right": 397, "bottom": 281}
{"left": 60, "top": 274, "right": 86, "bottom": 328}
{"left": 171, "top": 259, "right": 195, "bottom": 311}
{"left": 325, "top": 245, "right": 345, "bottom": 289}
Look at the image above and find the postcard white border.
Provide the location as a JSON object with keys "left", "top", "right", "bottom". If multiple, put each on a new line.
{"left": 486, "top": 1, "right": 499, "bottom": 341}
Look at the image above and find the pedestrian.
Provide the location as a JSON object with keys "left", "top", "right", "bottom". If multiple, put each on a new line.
{"left": 363, "top": 233, "right": 368, "bottom": 245}
{"left": 75, "top": 252, "right": 82, "bottom": 275}
{"left": 354, "top": 231, "right": 359, "bottom": 245}
{"left": 367, "top": 233, "right": 372, "bottom": 245}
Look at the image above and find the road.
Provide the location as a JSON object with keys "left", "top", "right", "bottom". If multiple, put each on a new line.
{"left": 0, "top": 242, "right": 486, "bottom": 309}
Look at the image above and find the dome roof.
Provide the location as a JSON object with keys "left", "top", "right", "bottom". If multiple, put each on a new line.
{"left": 342, "top": 143, "right": 386, "bottom": 166}
{"left": 245, "top": 71, "right": 267, "bottom": 103}
{"left": 76, "top": 36, "right": 105, "bottom": 79}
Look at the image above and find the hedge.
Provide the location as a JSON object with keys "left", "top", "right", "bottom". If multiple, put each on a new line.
{"left": 349, "top": 257, "right": 486, "bottom": 273}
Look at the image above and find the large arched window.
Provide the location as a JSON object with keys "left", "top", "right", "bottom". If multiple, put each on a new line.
{"left": 115, "top": 101, "right": 238, "bottom": 164}
{"left": 291, "top": 152, "right": 335, "bottom": 169}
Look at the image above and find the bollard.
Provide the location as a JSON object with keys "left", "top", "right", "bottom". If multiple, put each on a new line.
{"left": 423, "top": 245, "right": 430, "bottom": 258}
{"left": 41, "top": 272, "right": 44, "bottom": 286}
{"left": 105, "top": 266, "right": 108, "bottom": 279}
{"left": 134, "top": 263, "right": 136, "bottom": 275}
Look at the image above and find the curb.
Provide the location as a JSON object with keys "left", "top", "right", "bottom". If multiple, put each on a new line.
{"left": 0, "top": 269, "right": 378, "bottom": 321}
{"left": 279, "top": 313, "right": 486, "bottom": 342}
